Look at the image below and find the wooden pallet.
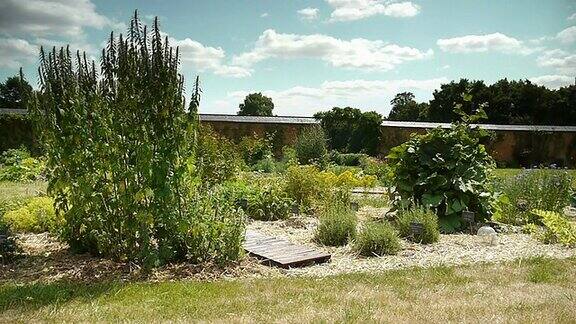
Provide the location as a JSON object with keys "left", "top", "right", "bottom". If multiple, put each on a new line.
{"left": 245, "top": 230, "right": 331, "bottom": 268}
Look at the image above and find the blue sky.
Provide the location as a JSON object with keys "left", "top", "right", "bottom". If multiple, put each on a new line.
{"left": 0, "top": 0, "right": 575, "bottom": 116}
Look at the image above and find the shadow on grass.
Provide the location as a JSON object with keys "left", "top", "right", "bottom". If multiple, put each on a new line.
{"left": 0, "top": 280, "right": 123, "bottom": 313}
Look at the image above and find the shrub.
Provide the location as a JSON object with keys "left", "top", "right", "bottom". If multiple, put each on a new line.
{"left": 355, "top": 221, "right": 401, "bottom": 256}
{"left": 239, "top": 135, "right": 273, "bottom": 167}
{"left": 244, "top": 181, "right": 293, "bottom": 221}
{"left": 0, "top": 147, "right": 31, "bottom": 166}
{"left": 387, "top": 105, "right": 495, "bottom": 233}
{"left": 315, "top": 198, "right": 357, "bottom": 246}
{"left": 0, "top": 218, "right": 20, "bottom": 264}
{"left": 0, "top": 156, "right": 45, "bottom": 182}
{"left": 531, "top": 210, "right": 576, "bottom": 247}
{"left": 360, "top": 156, "right": 391, "bottom": 186}
{"left": 330, "top": 151, "right": 367, "bottom": 166}
{"left": 314, "top": 107, "right": 383, "bottom": 155}
{"left": 252, "top": 156, "right": 277, "bottom": 173}
{"left": 285, "top": 165, "right": 328, "bottom": 212}
{"left": 295, "top": 125, "right": 328, "bottom": 165}
{"left": 493, "top": 169, "right": 573, "bottom": 225}
{"left": 3, "top": 197, "right": 60, "bottom": 233}
{"left": 30, "top": 13, "right": 243, "bottom": 266}
{"left": 196, "top": 126, "right": 242, "bottom": 188}
{"left": 184, "top": 191, "right": 246, "bottom": 265}
{"left": 395, "top": 206, "right": 440, "bottom": 244}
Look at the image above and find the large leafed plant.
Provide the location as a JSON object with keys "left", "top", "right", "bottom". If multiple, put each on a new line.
{"left": 387, "top": 96, "right": 495, "bottom": 232}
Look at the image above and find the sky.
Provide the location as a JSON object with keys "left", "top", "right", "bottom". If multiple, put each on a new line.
{"left": 0, "top": 0, "right": 575, "bottom": 117}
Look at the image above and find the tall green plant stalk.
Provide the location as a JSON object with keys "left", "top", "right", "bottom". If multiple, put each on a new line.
{"left": 31, "top": 11, "right": 200, "bottom": 265}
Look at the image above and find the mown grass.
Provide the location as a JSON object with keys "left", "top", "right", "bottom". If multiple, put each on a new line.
{"left": 0, "top": 181, "right": 47, "bottom": 202}
{"left": 1, "top": 257, "right": 575, "bottom": 322}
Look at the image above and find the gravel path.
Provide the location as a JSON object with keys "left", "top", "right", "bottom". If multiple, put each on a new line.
{"left": 247, "top": 208, "right": 576, "bottom": 277}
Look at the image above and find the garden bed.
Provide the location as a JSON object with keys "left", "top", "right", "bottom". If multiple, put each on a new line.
{"left": 4, "top": 206, "right": 574, "bottom": 285}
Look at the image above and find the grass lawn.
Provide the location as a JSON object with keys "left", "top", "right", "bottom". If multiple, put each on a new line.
{"left": 1, "top": 257, "right": 575, "bottom": 322}
{"left": 0, "top": 180, "right": 46, "bottom": 202}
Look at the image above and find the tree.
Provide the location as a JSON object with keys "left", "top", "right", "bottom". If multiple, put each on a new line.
{"left": 0, "top": 73, "right": 32, "bottom": 109}
{"left": 237, "top": 93, "right": 274, "bottom": 116}
{"left": 388, "top": 92, "right": 429, "bottom": 121}
{"left": 427, "top": 79, "right": 490, "bottom": 123}
{"left": 314, "top": 107, "right": 383, "bottom": 155}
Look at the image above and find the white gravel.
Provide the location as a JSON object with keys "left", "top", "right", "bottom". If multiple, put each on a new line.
{"left": 247, "top": 209, "right": 576, "bottom": 277}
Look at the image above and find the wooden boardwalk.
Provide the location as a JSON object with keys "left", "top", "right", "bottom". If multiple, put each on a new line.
{"left": 244, "top": 231, "right": 331, "bottom": 268}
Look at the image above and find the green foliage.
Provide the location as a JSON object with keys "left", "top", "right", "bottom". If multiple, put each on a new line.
{"left": 315, "top": 107, "right": 383, "bottom": 155}
{"left": 0, "top": 147, "right": 31, "bottom": 166}
{"left": 388, "top": 92, "right": 430, "bottom": 121}
{"left": 359, "top": 156, "right": 391, "bottom": 186}
{"left": 0, "top": 157, "right": 45, "bottom": 182}
{"left": 387, "top": 102, "right": 495, "bottom": 233}
{"left": 0, "top": 114, "right": 34, "bottom": 154}
{"left": 329, "top": 151, "right": 367, "bottom": 166}
{"left": 184, "top": 190, "right": 246, "bottom": 265}
{"left": 2, "top": 197, "right": 60, "bottom": 233}
{"left": 395, "top": 206, "right": 440, "bottom": 244}
{"left": 239, "top": 135, "right": 273, "bottom": 167}
{"left": 530, "top": 210, "right": 576, "bottom": 247}
{"left": 30, "top": 13, "right": 242, "bottom": 266}
{"left": 354, "top": 221, "right": 401, "bottom": 256}
{"left": 0, "top": 218, "right": 20, "bottom": 264}
{"left": 493, "top": 169, "right": 573, "bottom": 225}
{"left": 0, "top": 73, "right": 32, "bottom": 109}
{"left": 237, "top": 93, "right": 274, "bottom": 116}
{"left": 295, "top": 125, "right": 328, "bottom": 165}
{"left": 196, "top": 126, "right": 242, "bottom": 188}
{"left": 315, "top": 196, "right": 357, "bottom": 246}
{"left": 244, "top": 180, "right": 293, "bottom": 221}
{"left": 284, "top": 165, "right": 375, "bottom": 212}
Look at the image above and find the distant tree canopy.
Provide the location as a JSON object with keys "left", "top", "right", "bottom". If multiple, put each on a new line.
{"left": 0, "top": 74, "right": 32, "bottom": 109}
{"left": 237, "top": 93, "right": 274, "bottom": 116}
{"left": 387, "top": 78, "right": 576, "bottom": 125}
{"left": 314, "top": 107, "right": 383, "bottom": 155}
{"left": 388, "top": 92, "right": 429, "bottom": 121}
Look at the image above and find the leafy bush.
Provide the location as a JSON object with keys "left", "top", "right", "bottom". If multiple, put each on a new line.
{"left": 0, "top": 218, "right": 20, "bottom": 264}
{"left": 196, "top": 126, "right": 242, "bottom": 188}
{"left": 239, "top": 135, "right": 273, "bottom": 167}
{"left": 0, "top": 147, "right": 31, "bottom": 166}
{"left": 330, "top": 151, "right": 367, "bottom": 166}
{"left": 315, "top": 197, "right": 357, "bottom": 246}
{"left": 295, "top": 125, "right": 328, "bottom": 165}
{"left": 354, "top": 221, "right": 401, "bottom": 256}
{"left": 315, "top": 107, "right": 383, "bottom": 155}
{"left": 360, "top": 156, "right": 391, "bottom": 186}
{"left": 395, "top": 206, "right": 440, "bottom": 244}
{"left": 30, "top": 14, "right": 243, "bottom": 266}
{"left": 0, "top": 154, "right": 46, "bottom": 182}
{"left": 252, "top": 156, "right": 277, "bottom": 173}
{"left": 244, "top": 181, "right": 293, "bottom": 221}
{"left": 493, "top": 169, "right": 573, "bottom": 225}
{"left": 530, "top": 210, "right": 576, "bottom": 247}
{"left": 2, "top": 197, "right": 60, "bottom": 233}
{"left": 184, "top": 191, "right": 246, "bottom": 265}
{"left": 285, "top": 165, "right": 376, "bottom": 212}
{"left": 387, "top": 109, "right": 495, "bottom": 233}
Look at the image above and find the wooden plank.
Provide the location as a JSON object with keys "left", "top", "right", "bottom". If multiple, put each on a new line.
{"left": 244, "top": 231, "right": 331, "bottom": 268}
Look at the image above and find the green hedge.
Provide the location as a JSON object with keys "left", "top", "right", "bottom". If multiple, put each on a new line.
{"left": 0, "top": 114, "right": 35, "bottom": 154}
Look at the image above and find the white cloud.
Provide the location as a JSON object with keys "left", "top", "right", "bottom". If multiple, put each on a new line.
{"left": 232, "top": 29, "right": 433, "bottom": 71}
{"left": 0, "top": 38, "right": 37, "bottom": 68}
{"left": 557, "top": 26, "right": 576, "bottom": 44}
{"left": 437, "top": 33, "right": 536, "bottom": 55}
{"left": 536, "top": 49, "right": 576, "bottom": 74}
{"left": 298, "top": 7, "right": 320, "bottom": 21}
{"left": 529, "top": 75, "right": 574, "bottom": 89}
{"left": 260, "top": 12, "right": 269, "bottom": 18}
{"left": 169, "top": 37, "right": 251, "bottom": 78}
{"left": 326, "top": 0, "right": 420, "bottom": 22}
{"left": 568, "top": 13, "right": 576, "bottom": 21}
{"left": 0, "top": 0, "right": 119, "bottom": 38}
{"left": 210, "top": 78, "right": 448, "bottom": 116}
